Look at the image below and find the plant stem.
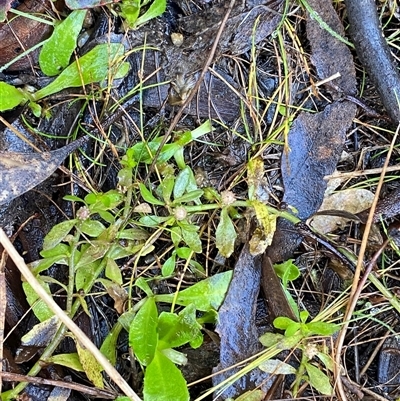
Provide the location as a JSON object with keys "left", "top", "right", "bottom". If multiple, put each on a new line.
{"left": 292, "top": 346, "right": 307, "bottom": 396}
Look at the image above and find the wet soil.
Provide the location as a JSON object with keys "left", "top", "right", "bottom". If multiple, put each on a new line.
{"left": 2, "top": 0, "right": 400, "bottom": 400}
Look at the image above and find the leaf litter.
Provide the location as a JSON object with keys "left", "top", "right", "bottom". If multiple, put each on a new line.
{"left": 0, "top": 136, "right": 87, "bottom": 205}
{"left": 3, "top": 0, "right": 400, "bottom": 400}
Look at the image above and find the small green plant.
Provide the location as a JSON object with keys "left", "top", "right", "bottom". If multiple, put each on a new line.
{"left": 206, "top": 258, "right": 339, "bottom": 401}
{"left": 0, "top": 43, "right": 129, "bottom": 116}
{"left": 1, "top": 116, "right": 306, "bottom": 400}
{"left": 267, "top": 309, "right": 339, "bottom": 396}
{"left": 257, "top": 258, "right": 338, "bottom": 397}
{"left": 123, "top": 275, "right": 231, "bottom": 401}
{"left": 0, "top": 6, "right": 131, "bottom": 116}
{"left": 118, "top": 0, "right": 166, "bottom": 29}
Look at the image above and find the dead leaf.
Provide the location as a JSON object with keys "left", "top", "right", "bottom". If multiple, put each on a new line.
{"left": 267, "top": 102, "right": 356, "bottom": 263}
{"left": 213, "top": 244, "right": 269, "bottom": 399}
{"left": 311, "top": 189, "right": 374, "bottom": 233}
{"left": 76, "top": 340, "right": 104, "bottom": 389}
{"left": 47, "top": 386, "right": 71, "bottom": 401}
{"left": 357, "top": 187, "right": 400, "bottom": 223}
{"left": 15, "top": 315, "right": 61, "bottom": 363}
{"left": 306, "top": 0, "right": 357, "bottom": 96}
{"left": 0, "top": 136, "right": 87, "bottom": 205}
{"left": 0, "top": 0, "right": 12, "bottom": 22}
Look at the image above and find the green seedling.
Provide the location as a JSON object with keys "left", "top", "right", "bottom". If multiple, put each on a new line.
{"left": 270, "top": 310, "right": 339, "bottom": 396}
{"left": 119, "top": 0, "right": 166, "bottom": 29}
{"left": 253, "top": 259, "right": 337, "bottom": 397}
{"left": 1, "top": 113, "right": 306, "bottom": 401}
{"left": 0, "top": 43, "right": 129, "bottom": 116}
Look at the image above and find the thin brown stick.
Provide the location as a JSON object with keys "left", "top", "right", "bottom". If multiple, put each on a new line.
{"left": 0, "top": 228, "right": 141, "bottom": 401}
{"left": 0, "top": 372, "right": 117, "bottom": 399}
{"left": 324, "top": 164, "right": 400, "bottom": 180}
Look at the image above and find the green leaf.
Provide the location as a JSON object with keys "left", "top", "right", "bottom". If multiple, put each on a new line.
{"left": 274, "top": 259, "right": 300, "bottom": 289}
{"left": 173, "top": 167, "right": 191, "bottom": 199}
{"left": 285, "top": 321, "right": 301, "bottom": 337}
{"left": 119, "top": 0, "right": 140, "bottom": 26}
{"left": 235, "top": 390, "right": 265, "bottom": 401}
{"left": 75, "top": 261, "right": 97, "bottom": 290}
{"left": 160, "top": 175, "right": 175, "bottom": 204}
{"left": 29, "top": 101, "right": 42, "bottom": 117}
{"left": 305, "top": 363, "right": 333, "bottom": 396}
{"left": 34, "top": 43, "right": 128, "bottom": 100}
{"left": 42, "top": 219, "right": 77, "bottom": 251}
{"left": 117, "top": 228, "right": 149, "bottom": 241}
{"left": 143, "top": 350, "right": 189, "bottom": 401}
{"left": 316, "top": 351, "right": 334, "bottom": 372}
{"left": 305, "top": 322, "right": 340, "bottom": 336}
{"left": 40, "top": 243, "right": 70, "bottom": 259}
{"left": 29, "top": 255, "right": 68, "bottom": 275}
{"left": 75, "top": 242, "right": 109, "bottom": 269}
{"left": 118, "top": 165, "right": 134, "bottom": 186}
{"left": 135, "top": 277, "right": 153, "bottom": 296}
{"left": 259, "top": 359, "right": 296, "bottom": 375}
{"left": 118, "top": 309, "right": 136, "bottom": 332}
{"left": 22, "top": 281, "right": 54, "bottom": 322}
{"left": 157, "top": 304, "right": 203, "bottom": 349}
{"left": 134, "top": 0, "right": 167, "bottom": 28}
{"left": 170, "top": 226, "right": 182, "bottom": 247}
{"left": 300, "top": 310, "right": 309, "bottom": 323}
{"left": 162, "top": 254, "right": 176, "bottom": 277}
{"left": 105, "top": 257, "right": 123, "bottom": 285}
{"left": 98, "top": 190, "right": 125, "bottom": 209}
{"left": 155, "top": 271, "right": 233, "bottom": 311}
{"left": 63, "top": 194, "right": 85, "bottom": 203}
{"left": 259, "top": 332, "right": 284, "bottom": 348}
{"left": 31, "top": 243, "right": 69, "bottom": 273}
{"left": 180, "top": 224, "right": 202, "bottom": 253}
{"left": 278, "top": 332, "right": 304, "bottom": 349}
{"left": 48, "top": 353, "right": 84, "bottom": 372}
{"left": 215, "top": 208, "right": 237, "bottom": 258}
{"left": 98, "top": 210, "right": 115, "bottom": 224}
{"left": 190, "top": 121, "right": 214, "bottom": 139}
{"left": 0, "top": 82, "right": 28, "bottom": 111}
{"left": 160, "top": 348, "right": 187, "bottom": 365}
{"left": 129, "top": 141, "right": 160, "bottom": 164}
{"left": 76, "top": 341, "right": 104, "bottom": 388}
{"left": 283, "top": 287, "right": 300, "bottom": 321}
{"left": 273, "top": 316, "right": 295, "bottom": 331}
{"left": 80, "top": 219, "right": 106, "bottom": 237}
{"left": 139, "top": 215, "right": 171, "bottom": 226}
{"left": 173, "top": 190, "right": 203, "bottom": 205}
{"left": 175, "top": 247, "right": 191, "bottom": 259}
{"left": 100, "top": 323, "right": 123, "bottom": 366}
{"left": 140, "top": 183, "right": 165, "bottom": 206}
{"left": 129, "top": 297, "right": 158, "bottom": 366}
{"left": 158, "top": 143, "right": 181, "bottom": 164}
{"left": 39, "top": 10, "right": 87, "bottom": 76}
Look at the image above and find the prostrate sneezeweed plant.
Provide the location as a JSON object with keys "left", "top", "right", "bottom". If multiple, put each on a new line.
{"left": 123, "top": 275, "right": 231, "bottom": 401}
{"left": 0, "top": 117, "right": 309, "bottom": 400}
